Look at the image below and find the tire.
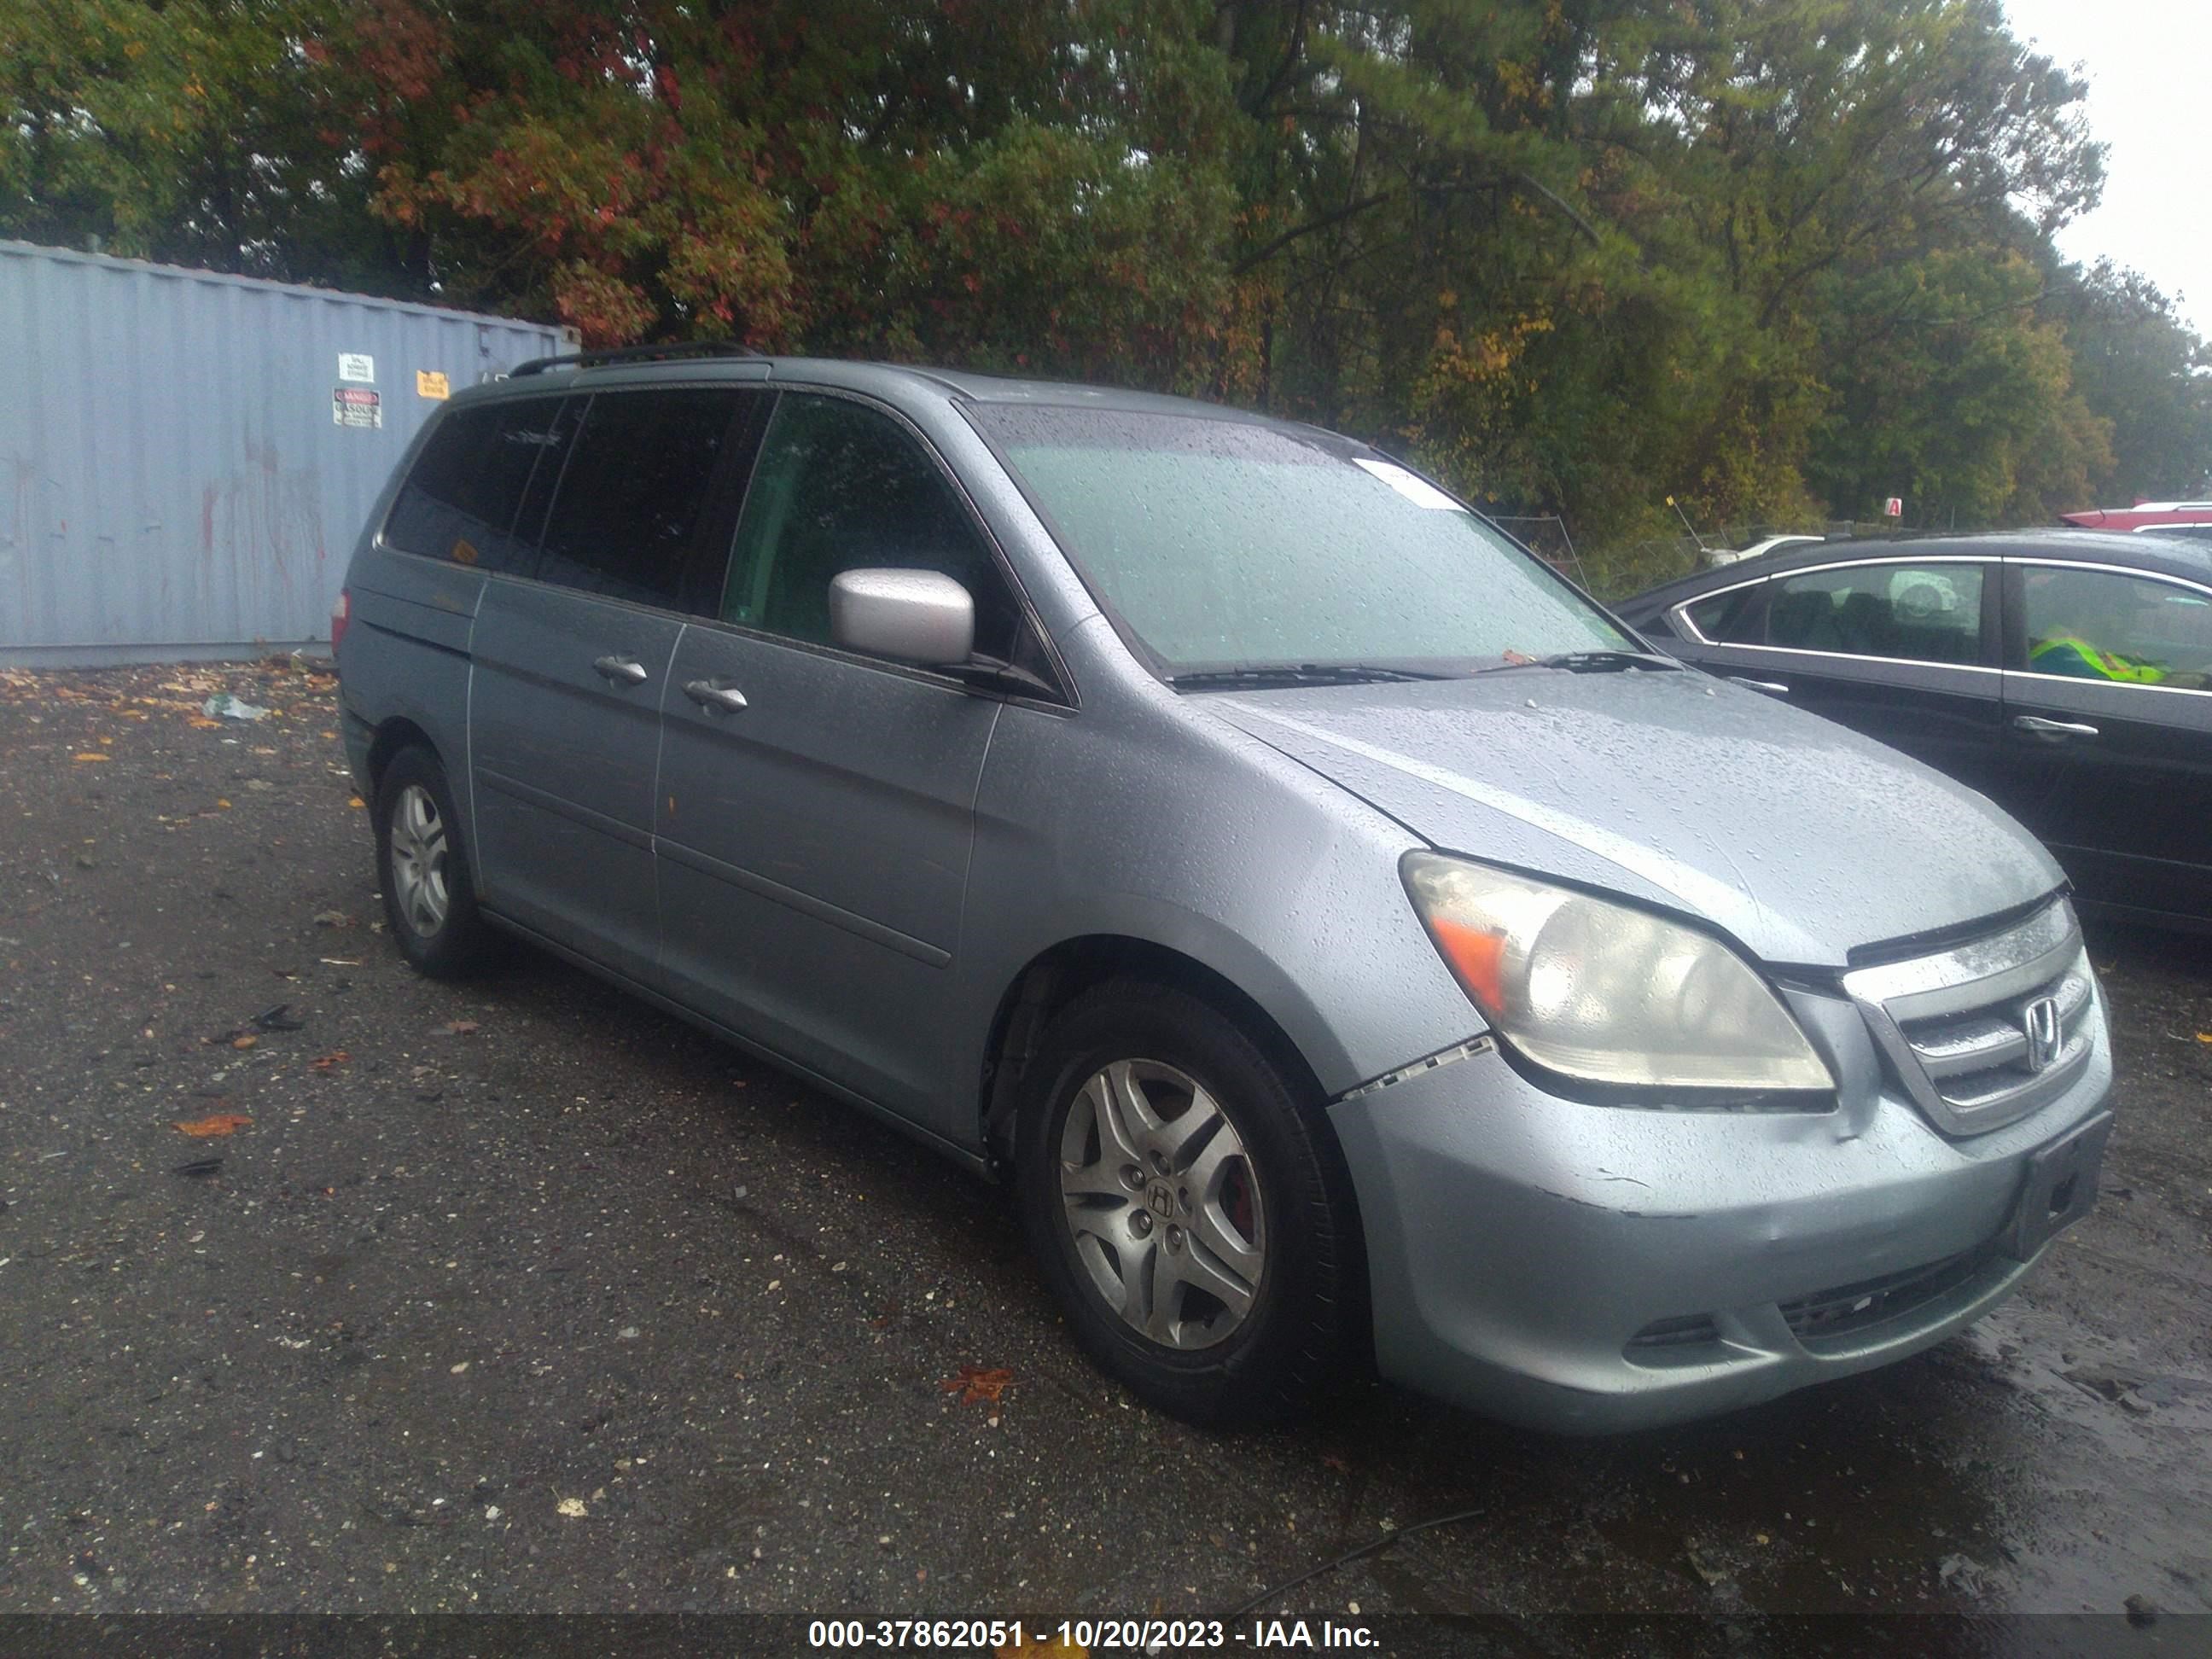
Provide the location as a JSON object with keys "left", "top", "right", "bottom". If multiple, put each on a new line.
{"left": 373, "top": 745, "right": 498, "bottom": 979}
{"left": 1015, "top": 979, "right": 1365, "bottom": 1425}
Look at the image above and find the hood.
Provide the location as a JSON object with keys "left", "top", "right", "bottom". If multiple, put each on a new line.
{"left": 1209, "top": 670, "right": 2063, "bottom": 968}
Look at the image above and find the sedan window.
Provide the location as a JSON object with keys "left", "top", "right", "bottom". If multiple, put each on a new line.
{"left": 2021, "top": 567, "right": 2212, "bottom": 688}
{"left": 1766, "top": 563, "right": 1984, "bottom": 665}
{"left": 1681, "top": 584, "right": 1766, "bottom": 643}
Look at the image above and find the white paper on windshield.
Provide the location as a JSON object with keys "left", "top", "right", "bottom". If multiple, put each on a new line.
{"left": 1353, "top": 457, "right": 1462, "bottom": 510}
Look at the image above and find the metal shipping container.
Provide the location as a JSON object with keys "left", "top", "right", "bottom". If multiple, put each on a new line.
{"left": 1, "top": 239, "right": 569, "bottom": 667}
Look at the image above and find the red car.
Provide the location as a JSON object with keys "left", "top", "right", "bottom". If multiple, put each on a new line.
{"left": 2060, "top": 500, "right": 2212, "bottom": 542}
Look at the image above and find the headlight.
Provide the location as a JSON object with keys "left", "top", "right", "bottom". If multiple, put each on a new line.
{"left": 1402, "top": 852, "right": 1833, "bottom": 1093}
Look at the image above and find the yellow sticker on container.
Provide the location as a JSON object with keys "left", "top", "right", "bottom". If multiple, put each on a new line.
{"left": 416, "top": 370, "right": 451, "bottom": 399}
{"left": 451, "top": 538, "right": 480, "bottom": 566}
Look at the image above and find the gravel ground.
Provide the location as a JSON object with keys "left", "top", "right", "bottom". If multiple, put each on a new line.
{"left": 1, "top": 662, "right": 2207, "bottom": 1646}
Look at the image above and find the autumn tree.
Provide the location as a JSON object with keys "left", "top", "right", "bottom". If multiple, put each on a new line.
{"left": 2057, "top": 262, "right": 2212, "bottom": 503}
{"left": 6, "top": 0, "right": 2208, "bottom": 573}
{"left": 0, "top": 0, "right": 393, "bottom": 286}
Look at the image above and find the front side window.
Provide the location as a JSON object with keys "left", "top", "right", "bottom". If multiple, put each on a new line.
{"left": 383, "top": 399, "right": 565, "bottom": 571}
{"left": 724, "top": 394, "right": 1022, "bottom": 661}
{"left": 533, "top": 388, "right": 748, "bottom": 610}
{"left": 1765, "top": 563, "right": 1984, "bottom": 665}
{"left": 967, "top": 406, "right": 1626, "bottom": 675}
{"left": 2021, "top": 566, "right": 2212, "bottom": 688}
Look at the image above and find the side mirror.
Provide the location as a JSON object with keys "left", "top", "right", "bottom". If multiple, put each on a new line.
{"left": 829, "top": 568, "right": 975, "bottom": 667}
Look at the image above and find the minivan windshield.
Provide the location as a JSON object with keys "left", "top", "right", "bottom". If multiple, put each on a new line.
{"left": 969, "top": 406, "right": 1630, "bottom": 679}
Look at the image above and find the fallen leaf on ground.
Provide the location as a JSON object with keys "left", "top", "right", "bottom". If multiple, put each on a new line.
{"left": 187, "top": 716, "right": 222, "bottom": 730}
{"left": 174, "top": 1115, "right": 252, "bottom": 1138}
{"left": 313, "top": 910, "right": 352, "bottom": 928}
{"left": 556, "top": 1497, "right": 588, "bottom": 1518}
{"left": 439, "top": 1019, "right": 480, "bottom": 1037}
{"left": 940, "top": 1365, "right": 1016, "bottom": 1406}
{"left": 72, "top": 753, "right": 111, "bottom": 763}
{"left": 2197, "top": 1033, "right": 2211, "bottom": 1044}
{"left": 311, "top": 1050, "right": 350, "bottom": 1071}
{"left": 346, "top": 795, "right": 365, "bottom": 809}
{"left": 230, "top": 1034, "right": 257, "bottom": 1051}
{"left": 1684, "top": 1540, "right": 1732, "bottom": 1588}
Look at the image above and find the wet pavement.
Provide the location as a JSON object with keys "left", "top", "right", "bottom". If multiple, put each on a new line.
{"left": 1, "top": 662, "right": 2207, "bottom": 1643}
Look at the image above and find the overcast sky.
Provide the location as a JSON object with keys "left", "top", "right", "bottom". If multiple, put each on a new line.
{"left": 2000, "top": 0, "right": 2211, "bottom": 334}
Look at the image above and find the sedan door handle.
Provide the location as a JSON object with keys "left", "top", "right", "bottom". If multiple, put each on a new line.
{"left": 683, "top": 678, "right": 749, "bottom": 713}
{"left": 1728, "top": 677, "right": 1790, "bottom": 695}
{"left": 2012, "top": 714, "right": 2098, "bottom": 739}
{"left": 591, "top": 655, "right": 649, "bottom": 685}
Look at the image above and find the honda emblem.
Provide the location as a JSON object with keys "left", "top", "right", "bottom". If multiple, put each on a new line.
{"left": 2022, "top": 996, "right": 2062, "bottom": 1073}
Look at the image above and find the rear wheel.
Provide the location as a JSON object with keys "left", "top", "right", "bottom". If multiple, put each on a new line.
{"left": 374, "top": 746, "right": 497, "bottom": 978}
{"left": 1016, "top": 980, "right": 1363, "bottom": 1424}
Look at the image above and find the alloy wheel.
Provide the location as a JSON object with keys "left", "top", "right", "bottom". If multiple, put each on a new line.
{"left": 388, "top": 783, "right": 451, "bottom": 938}
{"left": 1057, "top": 1059, "right": 1266, "bottom": 1349}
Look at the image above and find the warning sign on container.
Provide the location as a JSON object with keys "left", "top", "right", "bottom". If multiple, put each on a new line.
{"left": 332, "top": 386, "right": 383, "bottom": 428}
{"left": 416, "top": 370, "right": 451, "bottom": 400}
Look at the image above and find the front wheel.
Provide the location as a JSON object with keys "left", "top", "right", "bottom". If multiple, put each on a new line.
{"left": 374, "top": 745, "right": 498, "bottom": 978}
{"left": 1015, "top": 981, "right": 1365, "bottom": 1425}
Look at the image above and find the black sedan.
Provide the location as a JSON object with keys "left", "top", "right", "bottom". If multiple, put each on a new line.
{"left": 1615, "top": 531, "right": 2212, "bottom": 931}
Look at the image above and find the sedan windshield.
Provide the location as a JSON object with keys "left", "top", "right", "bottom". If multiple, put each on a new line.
{"left": 969, "top": 406, "right": 1629, "bottom": 678}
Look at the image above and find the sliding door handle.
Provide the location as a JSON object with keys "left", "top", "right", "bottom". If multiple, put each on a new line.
{"left": 591, "top": 655, "right": 649, "bottom": 685}
{"left": 2012, "top": 715, "right": 2098, "bottom": 739}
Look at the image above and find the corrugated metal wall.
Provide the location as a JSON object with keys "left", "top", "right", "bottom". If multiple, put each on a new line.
{"left": 0, "top": 240, "right": 568, "bottom": 666}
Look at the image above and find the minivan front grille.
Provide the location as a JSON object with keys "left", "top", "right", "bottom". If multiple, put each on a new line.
{"left": 1842, "top": 900, "right": 2095, "bottom": 1136}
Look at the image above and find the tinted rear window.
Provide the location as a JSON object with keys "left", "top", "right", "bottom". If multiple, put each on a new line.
{"left": 383, "top": 399, "right": 565, "bottom": 570}
{"left": 533, "top": 389, "right": 747, "bottom": 608}
{"left": 1684, "top": 585, "right": 1766, "bottom": 643}
{"left": 1767, "top": 563, "right": 1983, "bottom": 664}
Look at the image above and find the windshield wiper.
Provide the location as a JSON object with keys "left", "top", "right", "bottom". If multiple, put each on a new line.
{"left": 1472, "top": 649, "right": 1681, "bottom": 676}
{"left": 1167, "top": 663, "right": 1448, "bottom": 690}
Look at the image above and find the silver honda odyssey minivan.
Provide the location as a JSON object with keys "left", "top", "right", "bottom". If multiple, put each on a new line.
{"left": 335, "top": 346, "right": 2113, "bottom": 1432}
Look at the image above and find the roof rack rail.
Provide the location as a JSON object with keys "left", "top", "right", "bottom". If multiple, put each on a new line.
{"left": 509, "top": 340, "right": 764, "bottom": 377}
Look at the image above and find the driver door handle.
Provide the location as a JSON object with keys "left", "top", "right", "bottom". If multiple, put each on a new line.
{"left": 684, "top": 679, "right": 749, "bottom": 713}
{"left": 1729, "top": 677, "right": 1790, "bottom": 695}
{"left": 2012, "top": 715, "right": 2098, "bottom": 739}
{"left": 591, "top": 655, "right": 649, "bottom": 685}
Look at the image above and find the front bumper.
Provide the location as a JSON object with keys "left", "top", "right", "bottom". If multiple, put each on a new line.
{"left": 1330, "top": 1004, "right": 2113, "bottom": 1435}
